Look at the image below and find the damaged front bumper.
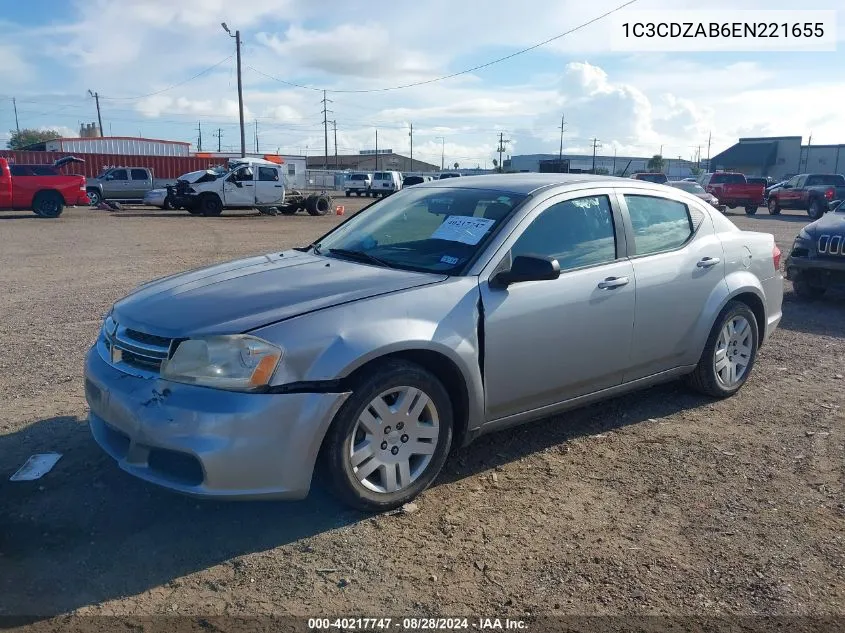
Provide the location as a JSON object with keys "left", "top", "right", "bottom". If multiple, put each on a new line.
{"left": 84, "top": 346, "right": 350, "bottom": 499}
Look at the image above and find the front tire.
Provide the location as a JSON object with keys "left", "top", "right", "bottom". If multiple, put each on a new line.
{"left": 86, "top": 189, "right": 101, "bottom": 207}
{"left": 808, "top": 199, "right": 825, "bottom": 220}
{"left": 686, "top": 301, "right": 758, "bottom": 398}
{"left": 745, "top": 205, "right": 758, "bottom": 215}
{"left": 322, "top": 360, "right": 453, "bottom": 512}
{"left": 33, "top": 191, "right": 65, "bottom": 218}
{"left": 767, "top": 198, "right": 781, "bottom": 215}
{"left": 199, "top": 194, "right": 223, "bottom": 217}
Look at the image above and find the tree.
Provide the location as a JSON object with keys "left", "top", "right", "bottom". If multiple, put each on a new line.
{"left": 492, "top": 158, "right": 499, "bottom": 172}
{"left": 594, "top": 167, "right": 610, "bottom": 175}
{"left": 647, "top": 154, "right": 665, "bottom": 172}
{"left": 7, "top": 128, "right": 63, "bottom": 150}
{"left": 689, "top": 166, "right": 703, "bottom": 176}
{"left": 453, "top": 162, "right": 459, "bottom": 170}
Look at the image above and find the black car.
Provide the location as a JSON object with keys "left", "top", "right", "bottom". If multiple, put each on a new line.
{"left": 402, "top": 175, "right": 426, "bottom": 187}
{"left": 785, "top": 200, "right": 845, "bottom": 299}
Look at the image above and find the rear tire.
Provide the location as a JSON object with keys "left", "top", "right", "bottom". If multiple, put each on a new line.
{"left": 163, "top": 196, "right": 176, "bottom": 211}
{"left": 808, "top": 199, "right": 824, "bottom": 220}
{"left": 33, "top": 191, "right": 65, "bottom": 218}
{"left": 685, "top": 301, "right": 758, "bottom": 398}
{"left": 86, "top": 189, "right": 101, "bottom": 207}
{"left": 767, "top": 198, "right": 781, "bottom": 215}
{"left": 345, "top": 190, "right": 351, "bottom": 197}
{"left": 793, "top": 272, "right": 826, "bottom": 301}
{"left": 321, "top": 360, "right": 454, "bottom": 512}
{"left": 199, "top": 194, "right": 223, "bottom": 217}
{"left": 745, "top": 205, "right": 758, "bottom": 215}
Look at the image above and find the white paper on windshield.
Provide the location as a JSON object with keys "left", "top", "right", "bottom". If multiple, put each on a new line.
{"left": 431, "top": 216, "right": 496, "bottom": 245}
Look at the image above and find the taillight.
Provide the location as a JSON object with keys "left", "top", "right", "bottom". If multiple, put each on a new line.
{"left": 772, "top": 244, "right": 782, "bottom": 270}
{"left": 825, "top": 188, "right": 834, "bottom": 200}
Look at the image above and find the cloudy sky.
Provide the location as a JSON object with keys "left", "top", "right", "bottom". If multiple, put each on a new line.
{"left": 1, "top": 0, "right": 843, "bottom": 167}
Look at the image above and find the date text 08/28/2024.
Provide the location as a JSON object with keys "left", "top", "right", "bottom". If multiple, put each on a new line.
{"left": 307, "top": 618, "right": 527, "bottom": 630}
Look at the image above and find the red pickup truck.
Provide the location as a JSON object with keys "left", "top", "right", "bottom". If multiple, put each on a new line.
{"left": 699, "top": 172, "right": 765, "bottom": 215}
{"left": 0, "top": 157, "right": 89, "bottom": 217}
{"left": 766, "top": 173, "right": 845, "bottom": 219}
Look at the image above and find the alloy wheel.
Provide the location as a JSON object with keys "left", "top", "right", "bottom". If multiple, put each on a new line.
{"left": 714, "top": 315, "right": 753, "bottom": 388}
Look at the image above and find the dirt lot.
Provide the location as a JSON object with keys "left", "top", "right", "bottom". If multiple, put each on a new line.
{"left": 1, "top": 199, "right": 843, "bottom": 620}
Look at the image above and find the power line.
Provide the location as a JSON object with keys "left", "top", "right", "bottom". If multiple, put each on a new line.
{"left": 247, "top": 0, "right": 638, "bottom": 94}
{"left": 98, "top": 56, "right": 234, "bottom": 101}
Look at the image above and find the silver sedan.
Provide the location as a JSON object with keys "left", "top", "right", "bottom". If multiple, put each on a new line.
{"left": 85, "top": 174, "right": 783, "bottom": 510}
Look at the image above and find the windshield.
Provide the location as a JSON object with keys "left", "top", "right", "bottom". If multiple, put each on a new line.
{"left": 313, "top": 187, "right": 527, "bottom": 274}
{"left": 671, "top": 182, "right": 706, "bottom": 194}
{"left": 636, "top": 173, "right": 667, "bottom": 183}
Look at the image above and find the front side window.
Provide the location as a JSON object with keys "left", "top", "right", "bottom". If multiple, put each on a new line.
{"left": 625, "top": 195, "right": 693, "bottom": 256}
{"left": 109, "top": 169, "right": 128, "bottom": 181}
{"left": 314, "top": 187, "right": 526, "bottom": 274}
{"left": 785, "top": 175, "right": 800, "bottom": 188}
{"left": 510, "top": 195, "right": 616, "bottom": 271}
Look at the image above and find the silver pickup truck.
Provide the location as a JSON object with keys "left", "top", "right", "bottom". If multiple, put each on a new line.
{"left": 86, "top": 167, "right": 160, "bottom": 205}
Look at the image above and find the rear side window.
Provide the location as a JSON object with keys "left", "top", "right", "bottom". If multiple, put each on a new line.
{"left": 511, "top": 195, "right": 617, "bottom": 272}
{"left": 10, "top": 165, "right": 34, "bottom": 176}
{"left": 625, "top": 195, "right": 694, "bottom": 256}
{"left": 130, "top": 169, "right": 149, "bottom": 180}
{"left": 258, "top": 166, "right": 279, "bottom": 181}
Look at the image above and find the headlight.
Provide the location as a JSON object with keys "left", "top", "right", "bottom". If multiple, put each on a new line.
{"left": 160, "top": 335, "right": 282, "bottom": 392}
{"left": 798, "top": 229, "right": 811, "bottom": 241}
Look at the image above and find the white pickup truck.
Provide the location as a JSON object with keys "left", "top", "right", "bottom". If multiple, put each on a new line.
{"left": 167, "top": 157, "right": 332, "bottom": 217}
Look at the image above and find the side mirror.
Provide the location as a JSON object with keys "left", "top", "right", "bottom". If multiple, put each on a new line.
{"left": 105, "top": 174, "right": 114, "bottom": 181}
{"left": 782, "top": 183, "right": 792, "bottom": 189}
{"left": 829, "top": 200, "right": 841, "bottom": 211}
{"left": 491, "top": 255, "right": 561, "bottom": 287}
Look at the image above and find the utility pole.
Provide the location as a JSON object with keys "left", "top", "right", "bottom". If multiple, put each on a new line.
{"left": 321, "top": 90, "right": 333, "bottom": 170}
{"left": 375, "top": 129, "right": 379, "bottom": 171}
{"left": 696, "top": 145, "right": 701, "bottom": 169}
{"left": 254, "top": 120, "right": 259, "bottom": 153}
{"left": 221, "top": 23, "right": 246, "bottom": 157}
{"left": 197, "top": 122, "right": 203, "bottom": 151}
{"left": 332, "top": 120, "right": 338, "bottom": 169}
{"left": 612, "top": 147, "right": 617, "bottom": 175}
{"left": 496, "top": 132, "right": 511, "bottom": 174}
{"left": 215, "top": 128, "right": 223, "bottom": 152}
{"left": 806, "top": 133, "right": 813, "bottom": 171}
{"left": 558, "top": 114, "right": 566, "bottom": 172}
{"left": 591, "top": 138, "right": 601, "bottom": 174}
{"left": 659, "top": 144, "right": 663, "bottom": 157}
{"left": 87, "top": 90, "right": 103, "bottom": 135}
{"left": 438, "top": 137, "right": 445, "bottom": 171}
{"left": 12, "top": 98, "right": 20, "bottom": 134}
{"left": 409, "top": 122, "right": 414, "bottom": 170}
{"left": 706, "top": 131, "right": 711, "bottom": 166}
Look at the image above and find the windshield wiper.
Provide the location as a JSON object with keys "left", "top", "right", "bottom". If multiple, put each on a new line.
{"left": 328, "top": 248, "right": 393, "bottom": 268}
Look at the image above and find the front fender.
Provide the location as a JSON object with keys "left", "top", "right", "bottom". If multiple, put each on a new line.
{"left": 250, "top": 277, "right": 486, "bottom": 436}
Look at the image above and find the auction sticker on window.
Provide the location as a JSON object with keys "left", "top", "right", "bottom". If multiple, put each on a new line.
{"left": 431, "top": 216, "right": 495, "bottom": 245}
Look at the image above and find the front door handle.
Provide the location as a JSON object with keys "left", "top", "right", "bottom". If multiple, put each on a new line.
{"left": 696, "top": 257, "right": 721, "bottom": 268}
{"left": 597, "top": 276, "right": 630, "bottom": 289}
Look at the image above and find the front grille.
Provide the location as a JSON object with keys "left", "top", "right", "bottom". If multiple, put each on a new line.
{"left": 818, "top": 234, "right": 845, "bottom": 257}
{"left": 106, "top": 321, "right": 173, "bottom": 375}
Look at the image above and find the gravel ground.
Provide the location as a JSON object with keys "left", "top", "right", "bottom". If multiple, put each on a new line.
{"left": 1, "top": 200, "right": 843, "bottom": 620}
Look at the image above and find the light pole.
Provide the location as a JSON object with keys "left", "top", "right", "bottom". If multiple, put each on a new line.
{"left": 221, "top": 22, "right": 246, "bottom": 158}
{"left": 435, "top": 136, "right": 445, "bottom": 171}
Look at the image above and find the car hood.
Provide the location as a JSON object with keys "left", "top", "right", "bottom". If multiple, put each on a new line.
{"left": 112, "top": 251, "right": 447, "bottom": 337}
{"left": 804, "top": 211, "right": 845, "bottom": 236}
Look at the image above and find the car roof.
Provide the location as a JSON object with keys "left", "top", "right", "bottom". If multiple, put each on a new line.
{"left": 414, "top": 173, "right": 665, "bottom": 195}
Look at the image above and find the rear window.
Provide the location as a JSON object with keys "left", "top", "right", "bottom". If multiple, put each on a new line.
{"left": 806, "top": 174, "right": 845, "bottom": 187}
{"left": 349, "top": 174, "right": 367, "bottom": 181}
{"left": 9, "top": 165, "right": 34, "bottom": 176}
{"left": 634, "top": 173, "right": 668, "bottom": 183}
{"left": 710, "top": 173, "right": 746, "bottom": 184}
{"left": 373, "top": 173, "right": 388, "bottom": 180}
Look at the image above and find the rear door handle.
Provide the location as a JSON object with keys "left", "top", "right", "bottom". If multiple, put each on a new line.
{"left": 597, "top": 276, "right": 630, "bottom": 289}
{"left": 696, "top": 257, "right": 721, "bottom": 268}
